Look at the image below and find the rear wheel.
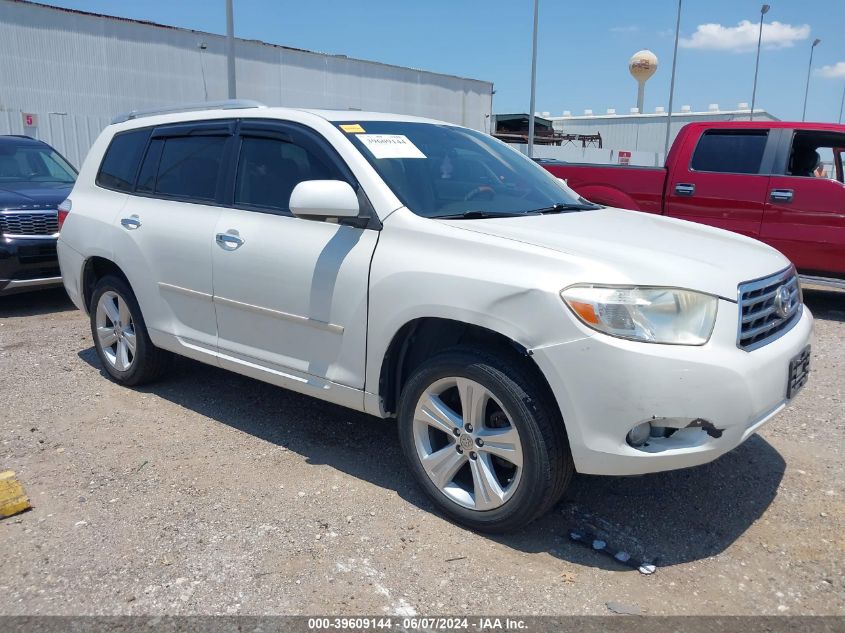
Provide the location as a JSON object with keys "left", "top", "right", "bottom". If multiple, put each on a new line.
{"left": 90, "top": 275, "right": 170, "bottom": 385}
{"left": 398, "top": 348, "right": 573, "bottom": 532}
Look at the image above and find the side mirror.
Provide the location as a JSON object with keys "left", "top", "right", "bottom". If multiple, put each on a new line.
{"left": 290, "top": 180, "right": 359, "bottom": 220}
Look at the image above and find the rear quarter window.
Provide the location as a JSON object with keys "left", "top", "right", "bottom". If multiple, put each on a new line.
{"left": 96, "top": 129, "right": 152, "bottom": 192}
{"left": 690, "top": 130, "right": 769, "bottom": 175}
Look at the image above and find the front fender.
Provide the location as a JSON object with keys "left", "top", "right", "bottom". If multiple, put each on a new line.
{"left": 364, "top": 209, "right": 589, "bottom": 399}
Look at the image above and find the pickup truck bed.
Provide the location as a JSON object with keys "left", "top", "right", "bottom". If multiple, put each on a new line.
{"left": 544, "top": 162, "right": 666, "bottom": 215}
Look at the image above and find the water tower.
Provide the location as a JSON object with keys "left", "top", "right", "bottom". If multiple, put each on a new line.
{"left": 628, "top": 50, "right": 658, "bottom": 113}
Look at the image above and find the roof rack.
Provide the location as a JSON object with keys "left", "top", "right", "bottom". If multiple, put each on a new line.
{"left": 111, "top": 99, "right": 266, "bottom": 124}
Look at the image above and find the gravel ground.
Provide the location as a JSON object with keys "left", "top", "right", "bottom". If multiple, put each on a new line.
{"left": 0, "top": 287, "right": 843, "bottom": 616}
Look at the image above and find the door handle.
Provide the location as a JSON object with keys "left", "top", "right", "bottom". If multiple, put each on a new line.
{"left": 215, "top": 232, "right": 244, "bottom": 251}
{"left": 674, "top": 183, "right": 695, "bottom": 196}
{"left": 120, "top": 215, "right": 141, "bottom": 230}
{"left": 770, "top": 189, "right": 794, "bottom": 203}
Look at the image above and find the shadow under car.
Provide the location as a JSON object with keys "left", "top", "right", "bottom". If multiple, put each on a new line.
{"left": 77, "top": 346, "right": 786, "bottom": 571}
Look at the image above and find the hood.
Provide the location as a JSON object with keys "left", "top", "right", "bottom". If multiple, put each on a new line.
{"left": 440, "top": 208, "right": 790, "bottom": 300}
{"left": 0, "top": 181, "right": 73, "bottom": 210}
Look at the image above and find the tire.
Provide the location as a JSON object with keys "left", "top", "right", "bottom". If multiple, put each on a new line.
{"left": 397, "top": 347, "right": 573, "bottom": 533}
{"left": 89, "top": 275, "right": 171, "bottom": 386}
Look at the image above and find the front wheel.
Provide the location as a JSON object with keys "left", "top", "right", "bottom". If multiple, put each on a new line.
{"left": 90, "top": 275, "right": 171, "bottom": 386}
{"left": 397, "top": 348, "right": 573, "bottom": 532}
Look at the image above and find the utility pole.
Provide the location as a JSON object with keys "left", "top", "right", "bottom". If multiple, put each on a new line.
{"left": 750, "top": 4, "right": 770, "bottom": 120}
{"left": 527, "top": 0, "right": 539, "bottom": 158}
{"left": 802, "top": 38, "right": 821, "bottom": 122}
{"left": 839, "top": 82, "right": 845, "bottom": 124}
{"left": 664, "top": 0, "right": 681, "bottom": 160}
{"left": 226, "top": 0, "right": 236, "bottom": 99}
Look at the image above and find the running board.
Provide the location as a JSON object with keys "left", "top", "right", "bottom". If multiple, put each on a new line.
{"left": 800, "top": 275, "right": 845, "bottom": 290}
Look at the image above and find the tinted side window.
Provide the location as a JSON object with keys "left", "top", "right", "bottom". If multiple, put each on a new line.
{"left": 96, "top": 129, "right": 151, "bottom": 191}
{"left": 690, "top": 130, "right": 768, "bottom": 174}
{"left": 234, "top": 137, "right": 339, "bottom": 213}
{"left": 136, "top": 138, "right": 163, "bottom": 194}
{"left": 155, "top": 136, "right": 227, "bottom": 202}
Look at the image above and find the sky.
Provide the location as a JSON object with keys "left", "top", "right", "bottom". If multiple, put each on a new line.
{"left": 41, "top": 0, "right": 845, "bottom": 123}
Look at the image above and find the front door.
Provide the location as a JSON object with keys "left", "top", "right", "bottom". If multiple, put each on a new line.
{"left": 211, "top": 121, "right": 378, "bottom": 389}
{"left": 762, "top": 130, "right": 845, "bottom": 278}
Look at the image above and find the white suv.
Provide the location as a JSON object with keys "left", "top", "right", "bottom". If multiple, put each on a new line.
{"left": 58, "top": 101, "right": 813, "bottom": 532}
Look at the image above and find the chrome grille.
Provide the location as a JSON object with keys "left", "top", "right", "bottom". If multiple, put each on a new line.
{"left": 737, "top": 267, "right": 802, "bottom": 351}
{"left": 0, "top": 210, "right": 59, "bottom": 238}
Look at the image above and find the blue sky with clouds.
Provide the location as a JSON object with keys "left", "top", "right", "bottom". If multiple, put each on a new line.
{"left": 43, "top": 0, "right": 845, "bottom": 122}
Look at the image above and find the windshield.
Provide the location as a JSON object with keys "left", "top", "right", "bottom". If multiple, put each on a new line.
{"left": 337, "top": 121, "right": 594, "bottom": 218}
{"left": 0, "top": 143, "right": 77, "bottom": 184}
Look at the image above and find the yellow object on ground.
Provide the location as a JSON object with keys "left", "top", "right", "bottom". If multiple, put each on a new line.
{"left": 0, "top": 470, "right": 31, "bottom": 518}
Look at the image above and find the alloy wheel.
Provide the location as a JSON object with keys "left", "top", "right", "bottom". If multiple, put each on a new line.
{"left": 95, "top": 290, "right": 137, "bottom": 372}
{"left": 412, "top": 377, "right": 523, "bottom": 511}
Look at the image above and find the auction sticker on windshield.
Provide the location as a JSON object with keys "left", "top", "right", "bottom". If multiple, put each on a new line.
{"left": 357, "top": 134, "right": 426, "bottom": 159}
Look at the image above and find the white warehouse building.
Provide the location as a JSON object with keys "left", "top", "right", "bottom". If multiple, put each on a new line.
{"left": 0, "top": 0, "right": 493, "bottom": 167}
{"left": 537, "top": 104, "right": 779, "bottom": 165}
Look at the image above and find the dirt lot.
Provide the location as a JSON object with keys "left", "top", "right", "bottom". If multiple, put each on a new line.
{"left": 0, "top": 287, "right": 843, "bottom": 616}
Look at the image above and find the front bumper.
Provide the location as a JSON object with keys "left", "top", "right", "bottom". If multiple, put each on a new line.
{"left": 532, "top": 298, "right": 814, "bottom": 476}
{"left": 0, "top": 236, "right": 62, "bottom": 295}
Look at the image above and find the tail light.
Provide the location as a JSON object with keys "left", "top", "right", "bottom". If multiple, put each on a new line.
{"left": 57, "top": 198, "right": 72, "bottom": 231}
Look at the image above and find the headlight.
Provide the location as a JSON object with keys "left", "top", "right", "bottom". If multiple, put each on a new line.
{"left": 561, "top": 285, "right": 718, "bottom": 345}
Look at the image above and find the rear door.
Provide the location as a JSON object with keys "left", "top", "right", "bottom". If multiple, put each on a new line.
{"left": 211, "top": 120, "right": 378, "bottom": 389}
{"left": 762, "top": 130, "right": 845, "bottom": 278}
{"left": 664, "top": 128, "right": 775, "bottom": 238}
{"left": 112, "top": 120, "right": 235, "bottom": 354}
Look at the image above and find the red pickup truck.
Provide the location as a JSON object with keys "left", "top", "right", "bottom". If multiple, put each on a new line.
{"left": 541, "top": 121, "right": 845, "bottom": 288}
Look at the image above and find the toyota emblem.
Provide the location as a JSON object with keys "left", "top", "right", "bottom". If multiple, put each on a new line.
{"left": 773, "top": 285, "right": 793, "bottom": 318}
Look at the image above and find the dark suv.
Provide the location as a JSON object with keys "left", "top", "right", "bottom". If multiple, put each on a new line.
{"left": 0, "top": 135, "right": 76, "bottom": 295}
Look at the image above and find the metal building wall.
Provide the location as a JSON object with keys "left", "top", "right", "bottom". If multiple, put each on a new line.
{"left": 0, "top": 0, "right": 493, "bottom": 167}
{"left": 0, "top": 110, "right": 111, "bottom": 169}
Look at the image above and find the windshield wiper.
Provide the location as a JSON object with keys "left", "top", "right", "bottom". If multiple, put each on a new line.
{"left": 434, "top": 203, "right": 597, "bottom": 220}
{"left": 434, "top": 210, "right": 535, "bottom": 220}
{"left": 532, "top": 202, "right": 600, "bottom": 214}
